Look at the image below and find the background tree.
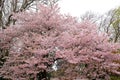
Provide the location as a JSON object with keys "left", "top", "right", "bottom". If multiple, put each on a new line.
{"left": 100, "top": 7, "right": 120, "bottom": 42}
{"left": 109, "top": 7, "right": 120, "bottom": 42}
{"left": 80, "top": 11, "right": 100, "bottom": 23}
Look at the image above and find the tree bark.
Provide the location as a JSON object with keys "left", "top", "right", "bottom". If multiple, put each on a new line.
{"left": 0, "top": 0, "right": 3, "bottom": 28}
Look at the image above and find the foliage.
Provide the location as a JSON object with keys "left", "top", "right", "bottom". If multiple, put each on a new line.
{"left": 105, "top": 7, "right": 120, "bottom": 42}
{"left": 110, "top": 75, "right": 120, "bottom": 80}
{"left": 0, "top": 4, "right": 120, "bottom": 80}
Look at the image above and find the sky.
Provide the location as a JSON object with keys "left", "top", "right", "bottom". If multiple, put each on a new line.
{"left": 59, "top": 0, "right": 120, "bottom": 17}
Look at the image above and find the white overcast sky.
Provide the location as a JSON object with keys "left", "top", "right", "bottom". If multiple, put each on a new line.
{"left": 59, "top": 0, "right": 120, "bottom": 17}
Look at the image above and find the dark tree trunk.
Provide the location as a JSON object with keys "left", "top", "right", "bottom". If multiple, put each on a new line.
{"left": 0, "top": 0, "right": 3, "bottom": 28}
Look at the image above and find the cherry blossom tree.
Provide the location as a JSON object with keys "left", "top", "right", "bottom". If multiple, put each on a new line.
{"left": 0, "top": 4, "right": 120, "bottom": 80}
